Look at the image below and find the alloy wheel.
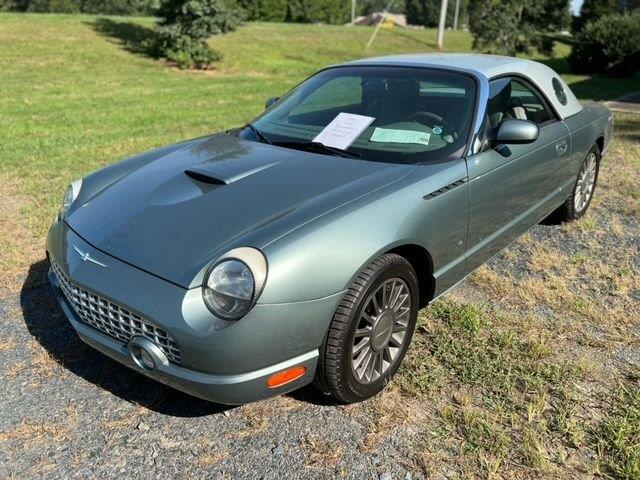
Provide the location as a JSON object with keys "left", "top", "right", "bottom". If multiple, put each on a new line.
{"left": 574, "top": 152, "right": 597, "bottom": 212}
{"left": 350, "top": 278, "right": 411, "bottom": 384}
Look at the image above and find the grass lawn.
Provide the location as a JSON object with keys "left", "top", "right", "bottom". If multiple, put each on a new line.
{"left": 1, "top": 13, "right": 639, "bottom": 479}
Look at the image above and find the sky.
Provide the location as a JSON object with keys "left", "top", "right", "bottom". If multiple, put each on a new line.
{"left": 571, "top": 0, "right": 584, "bottom": 15}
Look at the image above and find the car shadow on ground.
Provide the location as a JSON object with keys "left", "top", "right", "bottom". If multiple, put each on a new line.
{"left": 20, "top": 259, "right": 233, "bottom": 417}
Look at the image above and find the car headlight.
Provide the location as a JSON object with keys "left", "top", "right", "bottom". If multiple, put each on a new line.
{"left": 202, "top": 247, "right": 268, "bottom": 320}
{"left": 59, "top": 178, "right": 82, "bottom": 219}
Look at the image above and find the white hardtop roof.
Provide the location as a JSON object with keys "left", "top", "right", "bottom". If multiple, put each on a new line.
{"left": 347, "top": 53, "right": 538, "bottom": 78}
{"left": 344, "top": 53, "right": 583, "bottom": 119}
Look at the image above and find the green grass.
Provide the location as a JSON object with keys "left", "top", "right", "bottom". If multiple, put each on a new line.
{"left": 398, "top": 302, "right": 582, "bottom": 474}
{"left": 1, "top": 14, "right": 640, "bottom": 478}
{"left": 594, "top": 383, "right": 640, "bottom": 480}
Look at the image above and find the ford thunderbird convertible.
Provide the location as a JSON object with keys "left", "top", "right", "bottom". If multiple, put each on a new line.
{"left": 47, "top": 54, "right": 613, "bottom": 404}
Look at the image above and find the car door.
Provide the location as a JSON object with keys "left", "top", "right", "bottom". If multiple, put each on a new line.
{"left": 464, "top": 76, "right": 572, "bottom": 271}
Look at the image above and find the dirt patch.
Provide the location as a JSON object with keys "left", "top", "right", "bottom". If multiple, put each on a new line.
{"left": 0, "top": 176, "right": 42, "bottom": 299}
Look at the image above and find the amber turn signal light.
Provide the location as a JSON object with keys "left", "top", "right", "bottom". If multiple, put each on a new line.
{"left": 266, "top": 366, "right": 307, "bottom": 388}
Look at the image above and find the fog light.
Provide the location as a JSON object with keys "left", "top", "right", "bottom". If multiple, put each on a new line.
{"left": 266, "top": 366, "right": 307, "bottom": 388}
{"left": 128, "top": 336, "right": 169, "bottom": 371}
{"left": 131, "top": 344, "right": 155, "bottom": 371}
{"left": 139, "top": 348, "right": 155, "bottom": 370}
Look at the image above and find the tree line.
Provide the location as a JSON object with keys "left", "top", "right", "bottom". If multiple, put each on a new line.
{"left": 0, "top": 0, "right": 466, "bottom": 25}
{"left": 2, "top": 0, "right": 636, "bottom": 76}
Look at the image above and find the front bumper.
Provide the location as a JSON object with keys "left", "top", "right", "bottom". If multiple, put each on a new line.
{"left": 46, "top": 220, "right": 344, "bottom": 404}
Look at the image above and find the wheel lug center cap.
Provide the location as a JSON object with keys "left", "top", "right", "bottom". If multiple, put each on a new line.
{"left": 371, "top": 310, "right": 394, "bottom": 352}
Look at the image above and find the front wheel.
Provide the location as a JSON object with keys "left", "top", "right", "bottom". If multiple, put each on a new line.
{"left": 558, "top": 145, "right": 600, "bottom": 221}
{"left": 315, "top": 254, "right": 418, "bottom": 403}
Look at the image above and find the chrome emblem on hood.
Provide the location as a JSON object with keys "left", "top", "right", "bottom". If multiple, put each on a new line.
{"left": 73, "top": 245, "right": 108, "bottom": 268}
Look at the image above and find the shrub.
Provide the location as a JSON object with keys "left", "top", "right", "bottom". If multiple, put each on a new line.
{"left": 155, "top": 33, "right": 222, "bottom": 68}
{"left": 153, "top": 0, "right": 243, "bottom": 69}
{"left": 569, "top": 13, "right": 640, "bottom": 76}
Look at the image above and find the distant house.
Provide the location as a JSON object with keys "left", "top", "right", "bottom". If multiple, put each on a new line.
{"left": 353, "top": 12, "right": 408, "bottom": 28}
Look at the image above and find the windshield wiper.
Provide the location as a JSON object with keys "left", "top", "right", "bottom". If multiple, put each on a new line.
{"left": 273, "top": 141, "right": 361, "bottom": 159}
{"left": 244, "top": 123, "right": 272, "bottom": 145}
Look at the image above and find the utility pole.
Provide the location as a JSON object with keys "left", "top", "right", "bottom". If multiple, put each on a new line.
{"left": 453, "top": 0, "right": 460, "bottom": 30}
{"left": 351, "top": 0, "right": 356, "bottom": 26}
{"left": 365, "top": 0, "right": 394, "bottom": 49}
{"left": 436, "top": 0, "right": 449, "bottom": 50}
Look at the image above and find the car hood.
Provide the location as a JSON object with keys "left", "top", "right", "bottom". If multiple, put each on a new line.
{"left": 67, "top": 134, "right": 416, "bottom": 288}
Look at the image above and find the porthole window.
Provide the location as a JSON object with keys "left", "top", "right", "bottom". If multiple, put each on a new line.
{"left": 552, "top": 77, "right": 567, "bottom": 106}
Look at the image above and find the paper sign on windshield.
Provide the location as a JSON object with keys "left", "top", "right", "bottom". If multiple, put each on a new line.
{"left": 370, "top": 128, "right": 431, "bottom": 146}
{"left": 313, "top": 113, "right": 375, "bottom": 151}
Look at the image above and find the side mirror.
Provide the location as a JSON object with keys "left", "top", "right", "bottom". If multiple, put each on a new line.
{"left": 265, "top": 96, "right": 279, "bottom": 109}
{"left": 495, "top": 119, "right": 539, "bottom": 145}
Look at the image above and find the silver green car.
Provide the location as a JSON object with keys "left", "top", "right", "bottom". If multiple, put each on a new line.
{"left": 46, "top": 54, "right": 613, "bottom": 404}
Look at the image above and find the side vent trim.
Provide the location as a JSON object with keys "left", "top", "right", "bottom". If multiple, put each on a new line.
{"left": 423, "top": 177, "right": 468, "bottom": 200}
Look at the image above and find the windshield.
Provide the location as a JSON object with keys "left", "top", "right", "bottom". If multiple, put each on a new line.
{"left": 242, "top": 66, "right": 476, "bottom": 164}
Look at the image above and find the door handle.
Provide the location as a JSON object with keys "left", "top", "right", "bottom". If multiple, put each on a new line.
{"left": 556, "top": 140, "right": 568, "bottom": 156}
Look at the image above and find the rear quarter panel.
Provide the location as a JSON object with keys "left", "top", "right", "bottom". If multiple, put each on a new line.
{"left": 563, "top": 104, "right": 613, "bottom": 174}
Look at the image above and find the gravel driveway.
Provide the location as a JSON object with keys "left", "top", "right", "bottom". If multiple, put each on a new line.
{"left": 2, "top": 112, "right": 639, "bottom": 477}
{"left": 2, "top": 211, "right": 639, "bottom": 478}
{"left": 1, "top": 260, "right": 425, "bottom": 480}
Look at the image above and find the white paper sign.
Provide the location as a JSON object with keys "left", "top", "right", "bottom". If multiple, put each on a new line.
{"left": 313, "top": 113, "right": 375, "bottom": 151}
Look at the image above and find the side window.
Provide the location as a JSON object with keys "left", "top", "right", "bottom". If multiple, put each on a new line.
{"left": 552, "top": 77, "right": 568, "bottom": 105}
{"left": 487, "top": 77, "right": 554, "bottom": 130}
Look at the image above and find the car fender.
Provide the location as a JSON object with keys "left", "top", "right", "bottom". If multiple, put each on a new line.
{"left": 258, "top": 159, "right": 469, "bottom": 305}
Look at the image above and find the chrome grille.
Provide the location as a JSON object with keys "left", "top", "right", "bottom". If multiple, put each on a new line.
{"left": 51, "top": 260, "right": 181, "bottom": 364}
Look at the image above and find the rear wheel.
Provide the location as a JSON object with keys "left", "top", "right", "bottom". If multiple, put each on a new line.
{"left": 557, "top": 145, "right": 600, "bottom": 221}
{"left": 315, "top": 254, "right": 418, "bottom": 403}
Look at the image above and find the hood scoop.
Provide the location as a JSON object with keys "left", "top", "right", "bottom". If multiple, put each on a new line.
{"left": 67, "top": 133, "right": 415, "bottom": 288}
{"left": 183, "top": 139, "right": 292, "bottom": 185}
{"left": 185, "top": 168, "right": 228, "bottom": 185}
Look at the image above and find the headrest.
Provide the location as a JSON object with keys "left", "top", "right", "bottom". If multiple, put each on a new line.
{"left": 385, "top": 78, "right": 420, "bottom": 102}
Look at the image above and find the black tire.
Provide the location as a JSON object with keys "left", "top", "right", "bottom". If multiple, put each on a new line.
{"left": 556, "top": 144, "right": 600, "bottom": 222}
{"left": 315, "top": 253, "right": 419, "bottom": 403}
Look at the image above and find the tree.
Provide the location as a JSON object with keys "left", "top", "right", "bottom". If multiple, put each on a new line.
{"left": 405, "top": 0, "right": 441, "bottom": 26}
{"left": 405, "top": 0, "right": 468, "bottom": 28}
{"left": 286, "top": 0, "right": 350, "bottom": 24}
{"left": 574, "top": 0, "right": 617, "bottom": 31}
{"left": 153, "top": 0, "right": 243, "bottom": 69}
{"left": 237, "top": 0, "right": 287, "bottom": 21}
{"left": 26, "top": 0, "right": 80, "bottom": 11}
{"left": 468, "top": 0, "right": 570, "bottom": 56}
{"left": 81, "top": 0, "right": 157, "bottom": 15}
{"left": 1, "top": 0, "right": 157, "bottom": 13}
{"left": 358, "top": 0, "right": 406, "bottom": 15}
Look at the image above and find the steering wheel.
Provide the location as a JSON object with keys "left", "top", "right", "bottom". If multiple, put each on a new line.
{"left": 407, "top": 111, "right": 451, "bottom": 130}
{"left": 406, "top": 111, "right": 457, "bottom": 142}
